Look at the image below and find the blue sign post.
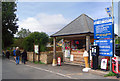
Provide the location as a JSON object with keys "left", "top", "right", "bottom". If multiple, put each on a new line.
{"left": 94, "top": 39, "right": 113, "bottom": 57}
{"left": 94, "top": 17, "right": 114, "bottom": 57}
{"left": 105, "top": 7, "right": 112, "bottom": 17}
{"left": 94, "top": 17, "right": 112, "bottom": 39}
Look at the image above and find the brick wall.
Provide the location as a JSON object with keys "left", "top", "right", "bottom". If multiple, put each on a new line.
{"left": 27, "top": 51, "right": 63, "bottom": 64}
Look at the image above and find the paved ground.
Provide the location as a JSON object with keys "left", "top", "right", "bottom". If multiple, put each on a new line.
{"left": 2, "top": 57, "right": 115, "bottom": 79}
{"left": 0, "top": 56, "right": 2, "bottom": 81}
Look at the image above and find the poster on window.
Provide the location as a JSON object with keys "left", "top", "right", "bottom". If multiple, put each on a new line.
{"left": 34, "top": 45, "right": 39, "bottom": 54}
{"left": 101, "top": 58, "right": 108, "bottom": 70}
{"left": 62, "top": 39, "right": 65, "bottom": 52}
{"left": 70, "top": 55, "right": 74, "bottom": 61}
{"left": 65, "top": 50, "right": 70, "bottom": 57}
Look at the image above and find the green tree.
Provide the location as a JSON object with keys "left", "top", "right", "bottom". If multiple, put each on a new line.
{"left": 49, "top": 37, "right": 53, "bottom": 45}
{"left": 23, "top": 32, "right": 49, "bottom": 52}
{"left": 2, "top": 2, "right": 18, "bottom": 48}
{"left": 17, "top": 28, "right": 31, "bottom": 38}
{"left": 12, "top": 38, "right": 24, "bottom": 49}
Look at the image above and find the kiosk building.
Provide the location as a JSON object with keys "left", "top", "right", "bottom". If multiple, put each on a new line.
{"left": 51, "top": 14, "right": 94, "bottom": 66}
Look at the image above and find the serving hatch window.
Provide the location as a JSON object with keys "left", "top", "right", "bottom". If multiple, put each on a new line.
{"left": 71, "top": 39, "right": 86, "bottom": 50}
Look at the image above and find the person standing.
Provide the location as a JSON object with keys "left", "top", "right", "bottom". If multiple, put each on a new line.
{"left": 22, "top": 50, "right": 27, "bottom": 64}
{"left": 6, "top": 50, "right": 10, "bottom": 59}
{"left": 15, "top": 47, "right": 21, "bottom": 65}
{"left": 25, "top": 50, "right": 27, "bottom": 62}
{"left": 13, "top": 48, "right": 16, "bottom": 61}
{"left": 2, "top": 51, "right": 5, "bottom": 57}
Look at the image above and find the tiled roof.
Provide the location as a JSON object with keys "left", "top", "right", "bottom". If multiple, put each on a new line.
{"left": 51, "top": 14, "right": 94, "bottom": 37}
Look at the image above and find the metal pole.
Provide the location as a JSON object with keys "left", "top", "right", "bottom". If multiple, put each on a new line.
{"left": 110, "top": 0, "right": 114, "bottom": 71}
{"left": 110, "top": 57, "right": 112, "bottom": 71}
{"left": 38, "top": 44, "right": 40, "bottom": 62}
{"left": 33, "top": 44, "right": 35, "bottom": 63}
{"left": 112, "top": 0, "right": 114, "bottom": 23}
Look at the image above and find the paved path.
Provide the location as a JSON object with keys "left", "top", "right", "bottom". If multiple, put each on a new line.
{"left": 0, "top": 56, "right": 2, "bottom": 81}
{"left": 2, "top": 57, "right": 111, "bottom": 79}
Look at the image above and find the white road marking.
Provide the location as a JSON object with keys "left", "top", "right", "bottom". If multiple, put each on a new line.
{"left": 66, "top": 73, "right": 83, "bottom": 76}
{"left": 9, "top": 59, "right": 75, "bottom": 79}
{"left": 25, "top": 65, "right": 72, "bottom": 79}
{"left": 10, "top": 60, "right": 22, "bottom": 64}
{"left": 10, "top": 60, "right": 16, "bottom": 63}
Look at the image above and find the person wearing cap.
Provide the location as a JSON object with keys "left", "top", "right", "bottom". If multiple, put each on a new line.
{"left": 15, "top": 47, "right": 21, "bottom": 65}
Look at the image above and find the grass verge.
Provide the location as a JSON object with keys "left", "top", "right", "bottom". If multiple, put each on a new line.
{"left": 29, "top": 61, "right": 45, "bottom": 64}
{"left": 34, "top": 61, "right": 45, "bottom": 64}
{"left": 104, "top": 72, "right": 117, "bottom": 77}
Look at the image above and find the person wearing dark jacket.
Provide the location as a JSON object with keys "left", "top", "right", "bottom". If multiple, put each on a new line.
{"left": 22, "top": 50, "right": 27, "bottom": 64}
{"left": 15, "top": 47, "right": 21, "bottom": 65}
{"left": 6, "top": 50, "right": 10, "bottom": 59}
{"left": 25, "top": 50, "right": 27, "bottom": 61}
{"left": 2, "top": 51, "right": 5, "bottom": 57}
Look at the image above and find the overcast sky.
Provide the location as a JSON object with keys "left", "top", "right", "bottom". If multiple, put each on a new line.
{"left": 16, "top": 1, "right": 119, "bottom": 36}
